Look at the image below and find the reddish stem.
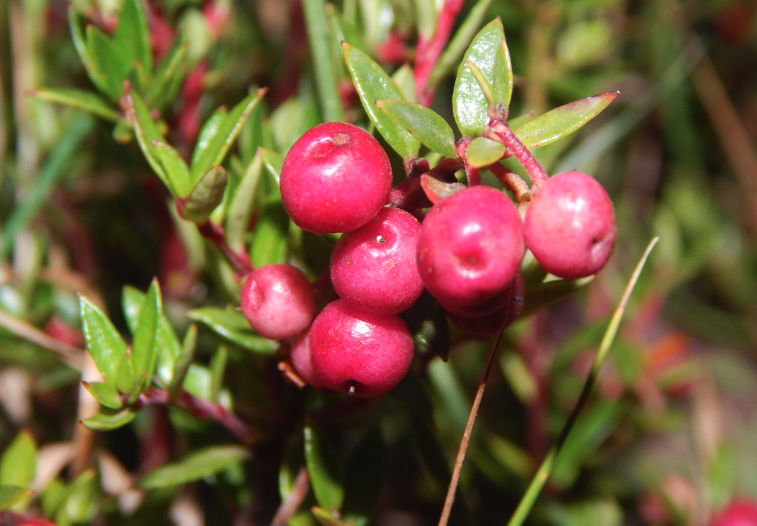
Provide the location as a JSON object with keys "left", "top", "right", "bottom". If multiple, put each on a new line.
{"left": 189, "top": 215, "right": 252, "bottom": 276}
{"left": 488, "top": 162, "right": 532, "bottom": 204}
{"left": 484, "top": 119, "right": 549, "bottom": 188}
{"left": 414, "top": 0, "right": 466, "bottom": 107}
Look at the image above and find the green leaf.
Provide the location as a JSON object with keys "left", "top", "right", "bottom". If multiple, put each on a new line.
{"left": 341, "top": 429, "right": 384, "bottom": 526}
{"left": 0, "top": 486, "right": 32, "bottom": 511}
{"left": 466, "top": 136, "right": 506, "bottom": 168}
{"left": 68, "top": 8, "right": 110, "bottom": 96}
{"left": 376, "top": 100, "right": 457, "bottom": 159}
{"left": 514, "top": 92, "right": 619, "bottom": 150}
{"left": 139, "top": 446, "right": 250, "bottom": 489}
{"left": 113, "top": 0, "right": 152, "bottom": 76}
{"left": 81, "top": 407, "right": 137, "bottom": 431}
{"left": 122, "top": 286, "right": 182, "bottom": 385}
{"left": 153, "top": 141, "right": 192, "bottom": 198}
{"left": 114, "top": 352, "right": 135, "bottom": 396}
{"left": 131, "top": 279, "right": 161, "bottom": 393}
{"left": 82, "top": 381, "right": 124, "bottom": 409}
{"left": 182, "top": 166, "right": 228, "bottom": 224}
{"left": 508, "top": 111, "right": 535, "bottom": 130}
{"left": 303, "top": 0, "right": 343, "bottom": 122}
{"left": 343, "top": 43, "right": 420, "bottom": 160}
{"left": 0, "top": 431, "right": 36, "bottom": 489}
{"left": 250, "top": 194, "right": 290, "bottom": 268}
{"left": 522, "top": 276, "right": 595, "bottom": 318}
{"left": 80, "top": 296, "right": 128, "bottom": 386}
{"left": 391, "top": 64, "right": 417, "bottom": 104}
{"left": 327, "top": 4, "right": 370, "bottom": 56}
{"left": 209, "top": 345, "right": 228, "bottom": 403}
{"left": 57, "top": 469, "right": 99, "bottom": 524}
{"left": 189, "top": 90, "right": 267, "bottom": 183}
{"left": 168, "top": 324, "right": 197, "bottom": 402}
{"left": 145, "top": 38, "right": 188, "bottom": 107}
{"left": 304, "top": 424, "right": 343, "bottom": 513}
{"left": 86, "top": 25, "right": 131, "bottom": 101}
{"left": 29, "top": 88, "right": 118, "bottom": 121}
{"left": 452, "top": 18, "right": 512, "bottom": 137}
{"left": 260, "top": 148, "right": 284, "bottom": 182}
{"left": 192, "top": 108, "right": 227, "bottom": 168}
{"left": 226, "top": 153, "right": 263, "bottom": 252}
{"left": 187, "top": 307, "right": 277, "bottom": 354}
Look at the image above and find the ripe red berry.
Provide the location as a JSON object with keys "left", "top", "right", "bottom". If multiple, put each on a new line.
{"left": 331, "top": 207, "right": 423, "bottom": 315}
{"left": 711, "top": 499, "right": 757, "bottom": 526}
{"left": 240, "top": 264, "right": 315, "bottom": 340}
{"left": 289, "top": 329, "right": 325, "bottom": 388}
{"left": 309, "top": 300, "right": 414, "bottom": 397}
{"left": 280, "top": 122, "right": 393, "bottom": 234}
{"left": 524, "top": 171, "right": 616, "bottom": 279}
{"left": 417, "top": 185, "right": 525, "bottom": 313}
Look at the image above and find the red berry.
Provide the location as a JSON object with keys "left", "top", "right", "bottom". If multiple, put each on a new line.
{"left": 290, "top": 329, "right": 325, "bottom": 388}
{"left": 280, "top": 122, "right": 393, "bottom": 234}
{"left": 240, "top": 264, "right": 315, "bottom": 340}
{"left": 331, "top": 207, "right": 423, "bottom": 315}
{"left": 309, "top": 300, "right": 414, "bottom": 397}
{"left": 417, "top": 185, "right": 525, "bottom": 313}
{"left": 712, "top": 499, "right": 757, "bottom": 526}
{"left": 524, "top": 171, "right": 616, "bottom": 279}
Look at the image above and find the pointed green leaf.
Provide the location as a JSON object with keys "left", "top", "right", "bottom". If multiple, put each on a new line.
{"left": 304, "top": 424, "right": 343, "bottom": 513}
{"left": 226, "top": 153, "right": 263, "bottom": 252}
{"left": 139, "top": 446, "right": 250, "bottom": 489}
{"left": 260, "top": 148, "right": 284, "bottom": 182}
{"left": 68, "top": 8, "right": 110, "bottom": 96}
{"left": 145, "top": 38, "right": 188, "bottom": 107}
{"left": 81, "top": 407, "right": 137, "bottom": 431}
{"left": 187, "top": 307, "right": 277, "bottom": 354}
{"left": 153, "top": 141, "right": 192, "bottom": 198}
{"left": 191, "top": 108, "right": 227, "bottom": 168}
{"left": 131, "top": 279, "right": 161, "bottom": 392}
{"left": 508, "top": 111, "right": 535, "bottom": 130}
{"left": 250, "top": 194, "right": 290, "bottom": 268}
{"left": 0, "top": 486, "right": 32, "bottom": 511}
{"left": 0, "top": 431, "right": 36, "bottom": 489}
{"left": 342, "top": 429, "right": 385, "bottom": 526}
{"left": 80, "top": 296, "right": 128, "bottom": 386}
{"left": 122, "top": 286, "right": 181, "bottom": 385}
{"left": 327, "top": 4, "right": 370, "bottom": 56}
{"left": 113, "top": 0, "right": 152, "bottom": 75}
{"left": 209, "top": 345, "right": 228, "bottom": 402}
{"left": 181, "top": 166, "right": 228, "bottom": 224}
{"left": 391, "top": 64, "right": 417, "bottom": 104}
{"left": 58, "top": 469, "right": 99, "bottom": 524}
{"left": 168, "top": 324, "right": 197, "bottom": 401}
{"left": 343, "top": 43, "right": 420, "bottom": 160}
{"left": 86, "top": 25, "right": 131, "bottom": 101}
{"left": 376, "top": 100, "right": 457, "bottom": 159}
{"left": 466, "top": 136, "right": 506, "bottom": 168}
{"left": 514, "top": 91, "right": 620, "bottom": 150}
{"left": 29, "top": 88, "right": 118, "bottom": 121}
{"left": 190, "top": 90, "right": 267, "bottom": 182}
{"left": 114, "top": 352, "right": 135, "bottom": 396}
{"left": 82, "top": 381, "right": 123, "bottom": 409}
{"left": 453, "top": 18, "right": 512, "bottom": 137}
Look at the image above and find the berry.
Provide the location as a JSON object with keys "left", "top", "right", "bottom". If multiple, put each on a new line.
{"left": 712, "top": 499, "right": 757, "bottom": 526}
{"left": 524, "top": 171, "right": 616, "bottom": 279}
{"left": 280, "top": 122, "right": 393, "bottom": 234}
{"left": 417, "top": 185, "right": 525, "bottom": 313}
{"left": 331, "top": 207, "right": 423, "bottom": 315}
{"left": 240, "top": 264, "right": 315, "bottom": 340}
{"left": 289, "top": 329, "right": 326, "bottom": 388}
{"left": 447, "top": 275, "right": 525, "bottom": 337}
{"left": 309, "top": 300, "right": 414, "bottom": 397}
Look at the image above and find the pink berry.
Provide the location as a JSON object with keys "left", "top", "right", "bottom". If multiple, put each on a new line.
{"left": 331, "top": 207, "right": 423, "bottom": 315}
{"left": 524, "top": 171, "right": 616, "bottom": 279}
{"left": 240, "top": 264, "right": 315, "bottom": 340}
{"left": 447, "top": 276, "right": 525, "bottom": 337}
{"left": 417, "top": 185, "right": 525, "bottom": 313}
{"left": 309, "top": 300, "right": 414, "bottom": 397}
{"left": 280, "top": 122, "right": 393, "bottom": 234}
{"left": 290, "top": 330, "right": 326, "bottom": 388}
{"left": 712, "top": 499, "right": 757, "bottom": 526}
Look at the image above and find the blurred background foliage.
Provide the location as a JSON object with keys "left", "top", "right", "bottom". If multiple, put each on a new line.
{"left": 0, "top": 0, "right": 756, "bottom": 525}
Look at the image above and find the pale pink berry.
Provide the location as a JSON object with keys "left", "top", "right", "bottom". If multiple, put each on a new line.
{"left": 309, "top": 300, "right": 414, "bottom": 397}
{"left": 524, "top": 171, "right": 616, "bottom": 279}
{"left": 280, "top": 122, "right": 392, "bottom": 234}
{"left": 240, "top": 264, "right": 315, "bottom": 340}
{"left": 417, "top": 185, "right": 525, "bottom": 313}
{"left": 331, "top": 207, "right": 423, "bottom": 315}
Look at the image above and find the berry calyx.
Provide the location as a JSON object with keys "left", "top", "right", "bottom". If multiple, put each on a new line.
{"left": 240, "top": 264, "right": 315, "bottom": 340}
{"left": 524, "top": 171, "right": 616, "bottom": 279}
{"left": 417, "top": 185, "right": 525, "bottom": 313}
{"left": 309, "top": 300, "right": 414, "bottom": 397}
{"left": 280, "top": 122, "right": 393, "bottom": 234}
{"left": 331, "top": 207, "right": 424, "bottom": 315}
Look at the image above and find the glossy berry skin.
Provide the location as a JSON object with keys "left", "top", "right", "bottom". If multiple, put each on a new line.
{"left": 448, "top": 275, "right": 525, "bottom": 337}
{"left": 309, "top": 300, "right": 414, "bottom": 397}
{"left": 240, "top": 264, "right": 315, "bottom": 340}
{"left": 280, "top": 122, "right": 393, "bottom": 234}
{"left": 290, "top": 330, "right": 325, "bottom": 388}
{"left": 331, "top": 207, "right": 423, "bottom": 315}
{"left": 524, "top": 171, "right": 616, "bottom": 279}
{"left": 417, "top": 185, "right": 525, "bottom": 314}
{"left": 711, "top": 499, "right": 757, "bottom": 526}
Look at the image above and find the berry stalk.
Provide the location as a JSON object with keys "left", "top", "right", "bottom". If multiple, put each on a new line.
{"left": 484, "top": 119, "right": 549, "bottom": 188}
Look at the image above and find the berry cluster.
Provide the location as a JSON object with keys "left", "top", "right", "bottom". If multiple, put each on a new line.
{"left": 240, "top": 120, "right": 617, "bottom": 397}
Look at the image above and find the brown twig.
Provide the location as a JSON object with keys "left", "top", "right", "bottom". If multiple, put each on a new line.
{"left": 270, "top": 467, "right": 310, "bottom": 526}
